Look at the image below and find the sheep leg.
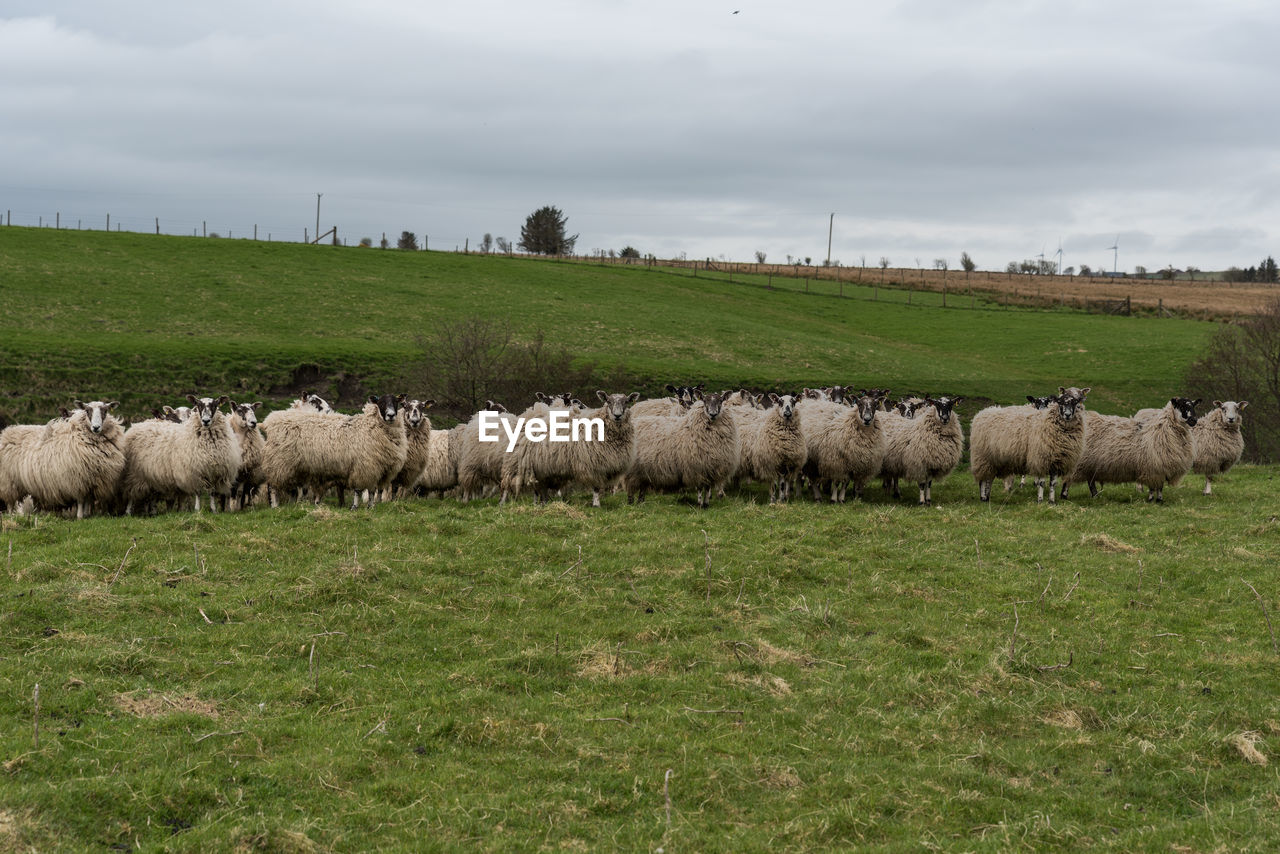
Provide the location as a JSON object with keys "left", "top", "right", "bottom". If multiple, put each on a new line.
{"left": 892, "top": 478, "right": 901, "bottom": 500}
{"left": 1047, "top": 475, "right": 1058, "bottom": 504}
{"left": 1087, "top": 480, "right": 1099, "bottom": 498}
{"left": 1203, "top": 476, "right": 1212, "bottom": 495}
{"left": 979, "top": 480, "right": 991, "bottom": 502}
{"left": 592, "top": 488, "right": 603, "bottom": 508}
{"left": 1002, "top": 475, "right": 1015, "bottom": 493}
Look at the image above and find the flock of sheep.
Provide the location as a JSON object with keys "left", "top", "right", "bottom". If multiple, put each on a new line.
{"left": 0, "top": 384, "right": 1249, "bottom": 519}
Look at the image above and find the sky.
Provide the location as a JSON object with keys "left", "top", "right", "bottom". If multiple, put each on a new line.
{"left": 3, "top": 0, "right": 1278, "bottom": 274}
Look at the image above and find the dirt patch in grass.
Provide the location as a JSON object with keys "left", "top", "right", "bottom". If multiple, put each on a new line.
{"left": 1080, "top": 533, "right": 1142, "bottom": 554}
{"left": 114, "top": 690, "right": 220, "bottom": 719}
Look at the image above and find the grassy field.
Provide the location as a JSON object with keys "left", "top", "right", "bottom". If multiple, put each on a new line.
{"left": 0, "top": 227, "right": 1215, "bottom": 423}
{"left": 2, "top": 470, "right": 1279, "bottom": 851}
{"left": 2, "top": 227, "right": 1274, "bottom": 851}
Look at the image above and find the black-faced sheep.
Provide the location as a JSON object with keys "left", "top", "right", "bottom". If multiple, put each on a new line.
{"left": 969, "top": 387, "right": 1090, "bottom": 504}
{"left": 261, "top": 394, "right": 407, "bottom": 509}
{"left": 736, "top": 393, "right": 806, "bottom": 503}
{"left": 1064, "top": 397, "right": 1198, "bottom": 503}
{"left": 625, "top": 390, "right": 739, "bottom": 508}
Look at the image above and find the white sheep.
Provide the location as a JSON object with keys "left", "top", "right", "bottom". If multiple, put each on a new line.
{"left": 228, "top": 401, "right": 264, "bottom": 510}
{"left": 455, "top": 401, "right": 514, "bottom": 501}
{"left": 499, "top": 395, "right": 580, "bottom": 503}
{"left": 625, "top": 390, "right": 740, "bottom": 508}
{"left": 969, "top": 387, "right": 1090, "bottom": 504}
{"left": 391, "top": 398, "right": 436, "bottom": 498}
{"left": 736, "top": 393, "right": 806, "bottom": 502}
{"left": 121, "top": 395, "right": 242, "bottom": 514}
{"left": 1003, "top": 395, "right": 1055, "bottom": 492}
{"left": 1064, "top": 397, "right": 1198, "bottom": 503}
{"left": 510, "top": 391, "right": 641, "bottom": 506}
{"left": 798, "top": 392, "right": 885, "bottom": 502}
{"left": 894, "top": 396, "right": 965, "bottom": 505}
{"left": 1190, "top": 400, "right": 1248, "bottom": 494}
{"left": 877, "top": 396, "right": 925, "bottom": 499}
{"left": 261, "top": 393, "right": 407, "bottom": 509}
{"left": 0, "top": 400, "right": 126, "bottom": 518}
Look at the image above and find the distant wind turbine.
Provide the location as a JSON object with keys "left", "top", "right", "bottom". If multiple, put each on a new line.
{"left": 1053, "top": 239, "right": 1064, "bottom": 275}
{"left": 1108, "top": 236, "right": 1119, "bottom": 275}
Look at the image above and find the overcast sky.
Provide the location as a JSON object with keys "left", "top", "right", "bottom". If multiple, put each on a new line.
{"left": 3, "top": 1, "right": 1278, "bottom": 273}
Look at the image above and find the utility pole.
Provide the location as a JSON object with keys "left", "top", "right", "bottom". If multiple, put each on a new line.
{"left": 826, "top": 213, "right": 834, "bottom": 267}
{"left": 315, "top": 193, "right": 322, "bottom": 245}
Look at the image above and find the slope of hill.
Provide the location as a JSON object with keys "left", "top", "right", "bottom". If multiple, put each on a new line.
{"left": 0, "top": 227, "right": 1213, "bottom": 421}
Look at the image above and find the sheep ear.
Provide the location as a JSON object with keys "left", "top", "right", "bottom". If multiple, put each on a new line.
{"left": 1026, "top": 395, "right": 1036, "bottom": 404}
{"left": 664, "top": 384, "right": 678, "bottom": 393}
{"left": 369, "top": 395, "right": 380, "bottom": 405}
{"left": 1059, "top": 386, "right": 1068, "bottom": 395}
{"left": 952, "top": 397, "right": 964, "bottom": 405}
{"left": 251, "top": 401, "right": 262, "bottom": 410}
{"left": 217, "top": 395, "right": 230, "bottom": 407}
{"left": 1212, "top": 399, "right": 1222, "bottom": 408}
{"left": 536, "top": 392, "right": 549, "bottom": 403}
{"left": 1239, "top": 400, "right": 1249, "bottom": 409}
{"left": 187, "top": 394, "right": 198, "bottom": 404}
{"left": 769, "top": 393, "right": 780, "bottom": 404}
{"left": 596, "top": 390, "right": 608, "bottom": 402}
{"left": 1192, "top": 398, "right": 1201, "bottom": 407}
{"left": 423, "top": 399, "right": 435, "bottom": 409}
{"left": 626, "top": 392, "right": 641, "bottom": 403}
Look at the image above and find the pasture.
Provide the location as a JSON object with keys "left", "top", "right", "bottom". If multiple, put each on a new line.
{"left": 1, "top": 227, "right": 1276, "bottom": 851}
{"left": 3, "top": 470, "right": 1279, "bottom": 851}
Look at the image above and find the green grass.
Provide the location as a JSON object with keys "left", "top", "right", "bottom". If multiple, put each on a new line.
{"left": 3, "top": 470, "right": 1279, "bottom": 851}
{"left": 1, "top": 228, "right": 1213, "bottom": 421}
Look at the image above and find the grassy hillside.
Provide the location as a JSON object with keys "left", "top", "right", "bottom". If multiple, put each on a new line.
{"left": 3, "top": 470, "right": 1279, "bottom": 851}
{"left": 0, "top": 228, "right": 1214, "bottom": 422}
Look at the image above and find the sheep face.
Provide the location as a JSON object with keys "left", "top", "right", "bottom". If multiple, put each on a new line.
{"left": 1213, "top": 400, "right": 1248, "bottom": 425}
{"left": 187, "top": 395, "right": 229, "bottom": 427}
{"left": 770, "top": 393, "right": 799, "bottom": 420}
{"left": 370, "top": 393, "right": 406, "bottom": 423}
{"left": 1171, "top": 397, "right": 1200, "bottom": 427}
{"left": 596, "top": 390, "right": 641, "bottom": 421}
{"left": 404, "top": 398, "right": 433, "bottom": 428}
{"left": 854, "top": 395, "right": 880, "bottom": 426}
{"left": 894, "top": 398, "right": 924, "bottom": 419}
{"left": 1026, "top": 395, "right": 1055, "bottom": 410}
{"left": 232, "top": 401, "right": 261, "bottom": 429}
{"left": 1052, "top": 387, "right": 1090, "bottom": 422}
{"left": 74, "top": 400, "right": 118, "bottom": 434}
{"left": 698, "top": 390, "right": 729, "bottom": 422}
{"left": 304, "top": 393, "right": 334, "bottom": 414}
{"left": 925, "top": 396, "right": 963, "bottom": 424}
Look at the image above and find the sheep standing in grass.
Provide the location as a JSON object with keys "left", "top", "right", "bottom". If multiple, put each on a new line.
{"left": 456, "top": 402, "right": 514, "bottom": 501}
{"left": 0, "top": 400, "right": 125, "bottom": 518}
{"left": 1190, "top": 400, "right": 1248, "bottom": 494}
{"left": 877, "top": 396, "right": 925, "bottom": 499}
{"left": 625, "top": 390, "right": 739, "bottom": 508}
{"left": 893, "top": 396, "right": 965, "bottom": 505}
{"left": 499, "top": 394, "right": 580, "bottom": 503}
{"left": 799, "top": 392, "right": 885, "bottom": 502}
{"left": 391, "top": 398, "right": 435, "bottom": 498}
{"left": 122, "top": 395, "right": 242, "bottom": 514}
{"left": 969, "top": 387, "right": 1090, "bottom": 504}
{"left": 262, "top": 394, "right": 407, "bottom": 509}
{"left": 737, "top": 393, "right": 806, "bottom": 502}
{"left": 229, "top": 401, "right": 264, "bottom": 510}
{"left": 1003, "top": 395, "right": 1056, "bottom": 492}
{"left": 1064, "top": 397, "right": 1198, "bottom": 503}
{"left": 511, "top": 391, "right": 641, "bottom": 506}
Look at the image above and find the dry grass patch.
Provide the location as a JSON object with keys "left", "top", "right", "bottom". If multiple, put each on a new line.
{"left": 1226, "top": 731, "right": 1268, "bottom": 766}
{"left": 727, "top": 672, "right": 793, "bottom": 697}
{"left": 114, "top": 690, "right": 220, "bottom": 719}
{"left": 1080, "top": 533, "right": 1142, "bottom": 554}
{"left": 1044, "top": 709, "right": 1084, "bottom": 730}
